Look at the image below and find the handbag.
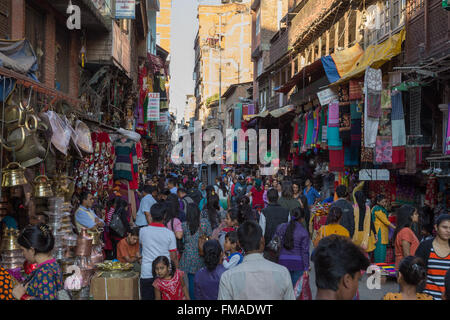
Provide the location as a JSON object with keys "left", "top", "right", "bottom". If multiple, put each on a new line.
{"left": 109, "top": 210, "right": 126, "bottom": 238}
{"left": 294, "top": 272, "right": 312, "bottom": 300}
{"left": 263, "top": 235, "right": 281, "bottom": 263}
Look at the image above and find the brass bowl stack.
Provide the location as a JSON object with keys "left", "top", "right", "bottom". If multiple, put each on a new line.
{"left": 0, "top": 228, "right": 25, "bottom": 270}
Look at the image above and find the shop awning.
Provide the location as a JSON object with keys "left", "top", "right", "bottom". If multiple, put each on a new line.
{"left": 331, "top": 29, "right": 406, "bottom": 86}
{"left": 321, "top": 43, "right": 364, "bottom": 83}
{"left": 270, "top": 104, "right": 295, "bottom": 118}
{"left": 243, "top": 109, "right": 269, "bottom": 121}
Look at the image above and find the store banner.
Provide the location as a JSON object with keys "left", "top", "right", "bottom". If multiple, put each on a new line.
{"left": 158, "top": 111, "right": 169, "bottom": 126}
{"left": 317, "top": 88, "right": 339, "bottom": 106}
{"left": 115, "top": 0, "right": 136, "bottom": 19}
{"left": 147, "top": 93, "right": 160, "bottom": 121}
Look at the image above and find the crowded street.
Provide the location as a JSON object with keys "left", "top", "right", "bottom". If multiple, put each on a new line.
{"left": 0, "top": 0, "right": 449, "bottom": 305}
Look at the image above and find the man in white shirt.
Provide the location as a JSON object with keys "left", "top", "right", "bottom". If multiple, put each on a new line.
{"left": 135, "top": 186, "right": 157, "bottom": 227}
{"left": 218, "top": 220, "right": 295, "bottom": 300}
{"left": 139, "top": 202, "right": 178, "bottom": 300}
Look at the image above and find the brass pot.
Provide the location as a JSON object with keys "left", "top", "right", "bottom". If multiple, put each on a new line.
{"left": 6, "top": 123, "right": 47, "bottom": 168}
{"left": 0, "top": 228, "right": 21, "bottom": 251}
{"left": 1, "top": 162, "right": 28, "bottom": 187}
{"left": 33, "top": 175, "right": 54, "bottom": 198}
{"left": 4, "top": 103, "right": 26, "bottom": 130}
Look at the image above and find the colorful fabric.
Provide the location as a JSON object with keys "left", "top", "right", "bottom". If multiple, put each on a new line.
{"left": 378, "top": 109, "right": 392, "bottom": 137}
{"left": 329, "top": 149, "right": 345, "bottom": 172}
{"left": 339, "top": 104, "right": 351, "bottom": 146}
{"left": 153, "top": 269, "right": 186, "bottom": 300}
{"left": 383, "top": 293, "right": 433, "bottom": 300}
{"left": 344, "top": 146, "right": 359, "bottom": 166}
{"left": 349, "top": 80, "right": 363, "bottom": 100}
{"left": 394, "top": 227, "right": 419, "bottom": 268}
{"left": 0, "top": 266, "right": 14, "bottom": 300}
{"left": 425, "top": 176, "right": 438, "bottom": 209}
{"left": 366, "top": 88, "right": 382, "bottom": 118}
{"left": 363, "top": 108, "right": 379, "bottom": 148}
{"left": 328, "top": 102, "right": 340, "bottom": 127}
{"left": 26, "top": 259, "right": 63, "bottom": 300}
{"left": 375, "top": 136, "right": 392, "bottom": 163}
{"left": 391, "top": 146, "right": 406, "bottom": 167}
{"left": 381, "top": 90, "right": 392, "bottom": 109}
{"left": 390, "top": 91, "right": 404, "bottom": 120}
{"left": 374, "top": 230, "right": 387, "bottom": 263}
{"left": 372, "top": 206, "right": 391, "bottom": 246}
{"left": 392, "top": 120, "right": 406, "bottom": 147}
{"left": 338, "top": 84, "right": 349, "bottom": 102}
{"left": 113, "top": 139, "right": 138, "bottom": 181}
{"left": 350, "top": 101, "right": 362, "bottom": 147}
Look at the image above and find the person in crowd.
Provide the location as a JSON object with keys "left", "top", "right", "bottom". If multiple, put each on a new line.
{"left": 218, "top": 220, "right": 295, "bottom": 300}
{"left": 108, "top": 198, "right": 131, "bottom": 259}
{"left": 263, "top": 180, "right": 271, "bottom": 207}
{"left": 157, "top": 189, "right": 171, "bottom": 203}
{"left": 177, "top": 188, "right": 194, "bottom": 221}
{"left": 139, "top": 203, "right": 178, "bottom": 300}
{"left": 223, "top": 230, "right": 243, "bottom": 270}
{"left": 314, "top": 207, "right": 350, "bottom": 247}
{"left": 259, "top": 189, "right": 290, "bottom": 247}
{"left": 217, "top": 180, "right": 230, "bottom": 211}
{"left": 276, "top": 182, "right": 283, "bottom": 198}
{"left": 328, "top": 185, "right": 355, "bottom": 238}
{"left": 135, "top": 186, "right": 157, "bottom": 227}
{"left": 164, "top": 194, "right": 184, "bottom": 241}
{"left": 168, "top": 178, "right": 178, "bottom": 195}
{"left": 313, "top": 235, "right": 370, "bottom": 300}
{"left": 194, "top": 239, "right": 226, "bottom": 300}
{"left": 237, "top": 195, "right": 258, "bottom": 222}
{"left": 186, "top": 180, "right": 202, "bottom": 207}
{"left": 75, "top": 191, "right": 105, "bottom": 233}
{"left": 298, "top": 194, "right": 311, "bottom": 234}
{"left": 420, "top": 223, "right": 434, "bottom": 242}
{"left": 179, "top": 203, "right": 213, "bottom": 300}
{"left": 214, "top": 207, "right": 239, "bottom": 249}
{"left": 29, "top": 213, "right": 50, "bottom": 226}
{"left": 232, "top": 176, "right": 246, "bottom": 206}
{"left": 201, "top": 194, "right": 223, "bottom": 231}
{"left": 273, "top": 207, "right": 310, "bottom": 287}
{"left": 383, "top": 256, "right": 432, "bottom": 300}
{"left": 248, "top": 179, "right": 265, "bottom": 211}
{"left": 0, "top": 265, "right": 14, "bottom": 300}
{"left": 117, "top": 227, "right": 141, "bottom": 266}
{"left": 292, "top": 181, "right": 302, "bottom": 201}
{"left": 352, "top": 183, "right": 376, "bottom": 255}
{"left": 372, "top": 194, "right": 396, "bottom": 263}
{"left": 13, "top": 224, "right": 63, "bottom": 300}
{"left": 303, "top": 178, "right": 321, "bottom": 207}
{"left": 394, "top": 205, "right": 420, "bottom": 269}
{"left": 278, "top": 181, "right": 302, "bottom": 214}
{"left": 152, "top": 256, "right": 189, "bottom": 300}
{"left": 199, "top": 184, "right": 214, "bottom": 211}
{"left": 443, "top": 269, "right": 450, "bottom": 300}
{"left": 415, "top": 214, "right": 450, "bottom": 300}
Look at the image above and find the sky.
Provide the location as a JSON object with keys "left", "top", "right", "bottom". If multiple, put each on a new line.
{"left": 169, "top": 0, "right": 222, "bottom": 122}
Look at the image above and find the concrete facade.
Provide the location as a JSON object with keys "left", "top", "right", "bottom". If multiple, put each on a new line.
{"left": 156, "top": 0, "right": 171, "bottom": 53}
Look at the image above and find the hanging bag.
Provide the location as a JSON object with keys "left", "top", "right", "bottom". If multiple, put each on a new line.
{"left": 294, "top": 272, "right": 312, "bottom": 300}
{"left": 109, "top": 209, "right": 126, "bottom": 238}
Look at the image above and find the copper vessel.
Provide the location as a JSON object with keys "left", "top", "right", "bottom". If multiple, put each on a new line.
{"left": 90, "top": 245, "right": 104, "bottom": 265}
{"left": 75, "top": 229, "right": 93, "bottom": 256}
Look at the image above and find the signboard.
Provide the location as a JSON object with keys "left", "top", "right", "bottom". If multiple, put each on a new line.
{"left": 147, "top": 93, "right": 160, "bottom": 121}
{"left": 158, "top": 112, "right": 169, "bottom": 126}
{"left": 115, "top": 0, "right": 135, "bottom": 19}
{"left": 359, "top": 169, "right": 390, "bottom": 181}
{"left": 317, "top": 88, "right": 339, "bottom": 106}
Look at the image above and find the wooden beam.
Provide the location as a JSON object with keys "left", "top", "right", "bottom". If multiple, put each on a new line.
{"left": 344, "top": 12, "right": 349, "bottom": 48}
{"left": 318, "top": 36, "right": 322, "bottom": 58}
{"left": 310, "top": 43, "right": 315, "bottom": 63}
{"left": 326, "top": 30, "right": 330, "bottom": 55}
{"left": 334, "top": 21, "right": 339, "bottom": 51}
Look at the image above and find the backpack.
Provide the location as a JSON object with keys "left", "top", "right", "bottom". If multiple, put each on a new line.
{"left": 181, "top": 196, "right": 194, "bottom": 215}
{"left": 188, "top": 189, "right": 202, "bottom": 206}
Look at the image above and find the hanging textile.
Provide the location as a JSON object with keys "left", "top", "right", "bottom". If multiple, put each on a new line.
{"left": 378, "top": 108, "right": 392, "bottom": 137}
{"left": 350, "top": 101, "right": 362, "bottom": 147}
{"left": 425, "top": 176, "right": 438, "bottom": 209}
{"left": 233, "top": 104, "right": 242, "bottom": 129}
{"left": 328, "top": 102, "right": 340, "bottom": 127}
{"left": 344, "top": 146, "right": 359, "bottom": 166}
{"left": 365, "top": 67, "right": 382, "bottom": 118}
{"left": 293, "top": 119, "right": 300, "bottom": 146}
{"left": 329, "top": 149, "right": 345, "bottom": 172}
{"left": 391, "top": 91, "right": 406, "bottom": 147}
{"left": 305, "top": 112, "right": 314, "bottom": 147}
{"left": 446, "top": 104, "right": 450, "bottom": 154}
{"left": 113, "top": 138, "right": 139, "bottom": 181}
{"left": 339, "top": 103, "right": 351, "bottom": 146}
{"left": 405, "top": 147, "right": 417, "bottom": 174}
{"left": 375, "top": 136, "right": 393, "bottom": 163}
{"left": 381, "top": 89, "right": 392, "bottom": 109}
{"left": 392, "top": 146, "right": 406, "bottom": 167}
{"left": 338, "top": 84, "right": 349, "bottom": 102}
{"left": 349, "top": 79, "right": 363, "bottom": 100}
{"left": 361, "top": 110, "right": 374, "bottom": 164}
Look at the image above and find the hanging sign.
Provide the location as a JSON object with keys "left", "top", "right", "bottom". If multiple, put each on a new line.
{"left": 359, "top": 169, "right": 390, "bottom": 181}
{"left": 115, "top": 0, "right": 136, "bottom": 19}
{"left": 147, "top": 93, "right": 160, "bottom": 121}
{"left": 317, "top": 88, "right": 339, "bottom": 106}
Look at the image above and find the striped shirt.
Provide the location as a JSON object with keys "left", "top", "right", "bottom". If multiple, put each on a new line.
{"left": 423, "top": 247, "right": 450, "bottom": 300}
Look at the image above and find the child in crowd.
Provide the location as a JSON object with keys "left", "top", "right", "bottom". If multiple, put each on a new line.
{"left": 383, "top": 256, "right": 433, "bottom": 300}
{"left": 152, "top": 256, "right": 189, "bottom": 300}
{"left": 222, "top": 231, "right": 243, "bottom": 270}
{"left": 117, "top": 228, "right": 141, "bottom": 265}
{"left": 216, "top": 208, "right": 239, "bottom": 249}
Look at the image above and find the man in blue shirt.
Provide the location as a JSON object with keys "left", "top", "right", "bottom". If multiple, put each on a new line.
{"left": 168, "top": 178, "right": 178, "bottom": 194}
{"left": 303, "top": 178, "right": 321, "bottom": 207}
{"left": 135, "top": 185, "right": 157, "bottom": 227}
{"left": 75, "top": 192, "right": 104, "bottom": 233}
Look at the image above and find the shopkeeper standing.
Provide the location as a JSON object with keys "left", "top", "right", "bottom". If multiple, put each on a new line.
{"left": 75, "top": 191, "right": 105, "bottom": 233}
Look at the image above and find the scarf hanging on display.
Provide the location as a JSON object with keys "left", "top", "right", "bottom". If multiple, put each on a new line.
{"left": 344, "top": 146, "right": 360, "bottom": 166}
{"left": 339, "top": 84, "right": 349, "bottom": 102}
{"left": 306, "top": 112, "right": 314, "bottom": 147}
{"left": 328, "top": 102, "right": 340, "bottom": 127}
{"left": 293, "top": 120, "right": 300, "bottom": 146}
{"left": 405, "top": 147, "right": 417, "bottom": 174}
{"left": 365, "top": 67, "right": 382, "bottom": 119}
{"left": 349, "top": 79, "right": 363, "bottom": 100}
{"left": 391, "top": 91, "right": 406, "bottom": 147}
{"left": 378, "top": 108, "right": 392, "bottom": 137}
{"left": 329, "top": 149, "right": 345, "bottom": 172}
{"left": 391, "top": 146, "right": 406, "bottom": 167}
{"left": 425, "top": 176, "right": 438, "bottom": 209}
{"left": 350, "top": 101, "right": 362, "bottom": 147}
{"left": 381, "top": 89, "right": 392, "bottom": 109}
{"left": 375, "top": 136, "right": 393, "bottom": 163}
{"left": 339, "top": 103, "right": 351, "bottom": 146}
{"left": 361, "top": 110, "right": 374, "bottom": 165}
{"left": 446, "top": 104, "right": 450, "bottom": 154}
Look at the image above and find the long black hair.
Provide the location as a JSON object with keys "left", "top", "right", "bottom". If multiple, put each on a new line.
{"left": 219, "top": 181, "right": 228, "bottom": 196}
{"left": 203, "top": 239, "right": 223, "bottom": 272}
{"left": 18, "top": 224, "right": 54, "bottom": 254}
{"left": 398, "top": 256, "right": 427, "bottom": 287}
{"left": 281, "top": 181, "right": 294, "bottom": 199}
{"left": 299, "top": 195, "right": 310, "bottom": 226}
{"left": 206, "top": 194, "right": 220, "bottom": 229}
{"left": 152, "top": 256, "right": 176, "bottom": 278}
{"left": 283, "top": 207, "right": 306, "bottom": 250}
{"left": 164, "top": 193, "right": 181, "bottom": 230}
{"left": 237, "top": 196, "right": 255, "bottom": 223}
{"left": 394, "top": 205, "right": 416, "bottom": 243}
{"left": 327, "top": 207, "right": 343, "bottom": 224}
{"left": 355, "top": 190, "right": 367, "bottom": 231}
{"left": 186, "top": 202, "right": 201, "bottom": 235}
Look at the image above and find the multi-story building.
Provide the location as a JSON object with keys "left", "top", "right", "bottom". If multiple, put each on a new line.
{"left": 194, "top": 0, "right": 253, "bottom": 128}
{"left": 156, "top": 0, "right": 172, "bottom": 53}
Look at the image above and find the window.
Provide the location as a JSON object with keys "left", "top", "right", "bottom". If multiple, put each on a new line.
{"left": 256, "top": 9, "right": 261, "bottom": 35}
{"left": 25, "top": 4, "right": 45, "bottom": 81}
{"left": 156, "top": 33, "right": 161, "bottom": 45}
{"left": 391, "top": 0, "right": 406, "bottom": 31}
{"left": 257, "top": 57, "right": 263, "bottom": 77}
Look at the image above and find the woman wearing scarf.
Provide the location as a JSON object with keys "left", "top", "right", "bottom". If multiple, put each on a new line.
{"left": 371, "top": 194, "right": 396, "bottom": 263}
{"left": 198, "top": 182, "right": 207, "bottom": 211}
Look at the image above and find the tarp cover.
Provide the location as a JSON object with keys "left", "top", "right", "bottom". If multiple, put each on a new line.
{"left": 0, "top": 39, "right": 38, "bottom": 79}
